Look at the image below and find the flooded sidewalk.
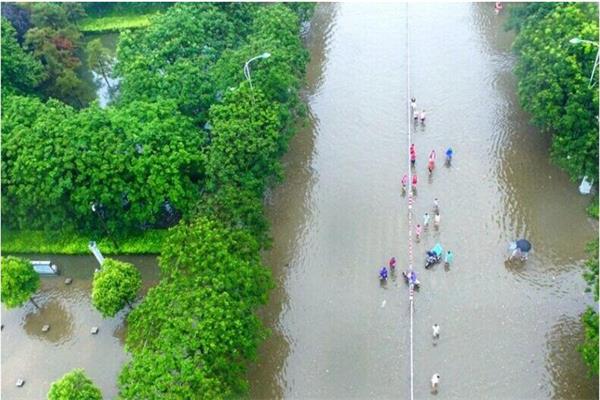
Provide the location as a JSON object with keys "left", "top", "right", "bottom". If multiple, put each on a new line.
{"left": 1, "top": 255, "right": 158, "bottom": 399}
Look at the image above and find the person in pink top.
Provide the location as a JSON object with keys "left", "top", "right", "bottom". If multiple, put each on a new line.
{"left": 389, "top": 257, "right": 397, "bottom": 270}
{"left": 412, "top": 174, "right": 418, "bottom": 189}
{"left": 410, "top": 144, "right": 416, "bottom": 167}
{"left": 401, "top": 174, "right": 409, "bottom": 192}
{"left": 415, "top": 224, "right": 422, "bottom": 241}
{"left": 428, "top": 149, "right": 436, "bottom": 175}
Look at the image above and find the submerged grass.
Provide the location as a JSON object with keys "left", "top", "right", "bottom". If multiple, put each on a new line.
{"left": 2, "top": 228, "right": 166, "bottom": 255}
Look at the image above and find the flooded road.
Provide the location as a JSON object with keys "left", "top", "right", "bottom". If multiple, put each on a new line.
{"left": 249, "top": 3, "right": 598, "bottom": 399}
{"left": 1, "top": 255, "right": 158, "bottom": 399}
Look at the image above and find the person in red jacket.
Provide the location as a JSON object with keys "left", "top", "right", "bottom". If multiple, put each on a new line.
{"left": 389, "top": 257, "right": 397, "bottom": 270}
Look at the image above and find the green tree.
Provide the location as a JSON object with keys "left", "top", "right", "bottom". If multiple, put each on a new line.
{"left": 108, "top": 4, "right": 310, "bottom": 398}
{"left": 211, "top": 4, "right": 309, "bottom": 109}
{"left": 580, "top": 241, "right": 599, "bottom": 375}
{"left": 1, "top": 18, "right": 44, "bottom": 95}
{"left": 512, "top": 3, "right": 599, "bottom": 181}
{"left": 48, "top": 369, "right": 102, "bottom": 400}
{"left": 0, "top": 256, "right": 40, "bottom": 309}
{"left": 22, "top": 3, "right": 90, "bottom": 106}
{"left": 119, "top": 217, "right": 272, "bottom": 398}
{"left": 86, "top": 38, "right": 113, "bottom": 90}
{"left": 200, "top": 85, "right": 286, "bottom": 242}
{"left": 115, "top": 3, "right": 239, "bottom": 121}
{"left": 120, "top": 283, "right": 263, "bottom": 399}
{"left": 1, "top": 94, "right": 77, "bottom": 230}
{"left": 62, "top": 3, "right": 87, "bottom": 24}
{"left": 2, "top": 96, "right": 203, "bottom": 233}
{"left": 92, "top": 258, "right": 141, "bottom": 318}
{"left": 29, "top": 3, "right": 69, "bottom": 29}
{"left": 505, "top": 2, "right": 561, "bottom": 33}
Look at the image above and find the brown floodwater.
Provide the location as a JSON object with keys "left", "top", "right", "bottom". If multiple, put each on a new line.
{"left": 1, "top": 4, "right": 597, "bottom": 400}
{"left": 1, "top": 255, "right": 158, "bottom": 399}
{"left": 248, "top": 3, "right": 598, "bottom": 399}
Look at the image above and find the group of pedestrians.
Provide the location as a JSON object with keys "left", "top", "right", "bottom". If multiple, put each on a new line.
{"left": 411, "top": 97, "right": 426, "bottom": 124}
{"left": 410, "top": 98, "right": 455, "bottom": 394}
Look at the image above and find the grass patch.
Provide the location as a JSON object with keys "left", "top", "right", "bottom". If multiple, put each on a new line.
{"left": 2, "top": 228, "right": 167, "bottom": 255}
{"left": 80, "top": 14, "right": 154, "bottom": 33}
{"left": 587, "top": 195, "right": 599, "bottom": 219}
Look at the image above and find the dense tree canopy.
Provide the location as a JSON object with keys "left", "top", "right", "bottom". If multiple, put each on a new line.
{"left": 115, "top": 3, "right": 240, "bottom": 121}
{"left": 119, "top": 217, "right": 272, "bottom": 398}
{"left": 48, "top": 369, "right": 102, "bottom": 400}
{"left": 2, "top": 4, "right": 314, "bottom": 398}
{"left": 2, "top": 95, "right": 202, "bottom": 233}
{"left": 92, "top": 258, "right": 141, "bottom": 318}
{"left": 0, "top": 256, "right": 40, "bottom": 309}
{"left": 511, "top": 3, "right": 599, "bottom": 181}
{"left": 1, "top": 18, "right": 44, "bottom": 96}
{"left": 1, "top": 3, "right": 32, "bottom": 41}
{"left": 21, "top": 3, "right": 91, "bottom": 106}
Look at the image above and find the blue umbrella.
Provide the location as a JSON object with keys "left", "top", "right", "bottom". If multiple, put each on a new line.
{"left": 516, "top": 239, "right": 531, "bottom": 252}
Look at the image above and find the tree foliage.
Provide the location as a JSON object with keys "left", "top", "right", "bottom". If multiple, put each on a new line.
{"left": 505, "top": 3, "right": 563, "bottom": 33}
{"left": 47, "top": 369, "right": 102, "bottom": 400}
{"left": 3, "top": 5, "right": 313, "bottom": 398}
{"left": 511, "top": 3, "right": 599, "bottom": 181}
{"left": 115, "top": 3, "right": 240, "bottom": 121}
{"left": 0, "top": 256, "right": 40, "bottom": 309}
{"left": 509, "top": 1, "right": 600, "bottom": 378}
{"left": 119, "top": 217, "right": 272, "bottom": 398}
{"left": 580, "top": 241, "right": 599, "bottom": 376}
{"left": 2, "top": 95, "right": 202, "bottom": 233}
{"left": 1, "top": 18, "right": 44, "bottom": 96}
{"left": 92, "top": 258, "right": 141, "bottom": 318}
{"left": 1, "top": 3, "right": 32, "bottom": 42}
{"left": 19, "top": 3, "right": 90, "bottom": 106}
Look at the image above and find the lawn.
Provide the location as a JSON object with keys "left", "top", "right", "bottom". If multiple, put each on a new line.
{"left": 79, "top": 14, "right": 154, "bottom": 33}
{"left": 2, "top": 228, "right": 167, "bottom": 255}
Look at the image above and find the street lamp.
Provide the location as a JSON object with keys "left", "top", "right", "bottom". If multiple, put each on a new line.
{"left": 569, "top": 37, "right": 599, "bottom": 88}
{"left": 243, "top": 52, "right": 271, "bottom": 92}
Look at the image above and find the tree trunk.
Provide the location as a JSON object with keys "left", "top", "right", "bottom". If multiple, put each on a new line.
{"left": 100, "top": 65, "right": 113, "bottom": 90}
{"left": 29, "top": 297, "right": 40, "bottom": 309}
{"left": 75, "top": 95, "right": 84, "bottom": 109}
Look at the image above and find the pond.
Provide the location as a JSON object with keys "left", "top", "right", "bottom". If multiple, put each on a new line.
{"left": 78, "top": 32, "right": 120, "bottom": 108}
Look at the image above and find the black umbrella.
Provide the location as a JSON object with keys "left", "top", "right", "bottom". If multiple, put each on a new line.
{"left": 516, "top": 239, "right": 531, "bottom": 252}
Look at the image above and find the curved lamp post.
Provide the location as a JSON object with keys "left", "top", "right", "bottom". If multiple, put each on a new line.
{"left": 569, "top": 37, "right": 599, "bottom": 88}
{"left": 243, "top": 52, "right": 271, "bottom": 93}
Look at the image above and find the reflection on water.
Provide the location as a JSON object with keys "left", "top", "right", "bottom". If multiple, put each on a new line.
{"left": 546, "top": 316, "right": 600, "bottom": 400}
{"left": 78, "top": 32, "right": 120, "bottom": 108}
{"left": 247, "top": 6, "right": 338, "bottom": 399}
{"left": 1, "top": 255, "right": 158, "bottom": 399}
{"left": 23, "top": 299, "right": 74, "bottom": 345}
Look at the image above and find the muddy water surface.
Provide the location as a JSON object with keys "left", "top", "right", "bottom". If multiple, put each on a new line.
{"left": 1, "top": 255, "right": 158, "bottom": 399}
{"left": 248, "top": 3, "right": 598, "bottom": 399}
